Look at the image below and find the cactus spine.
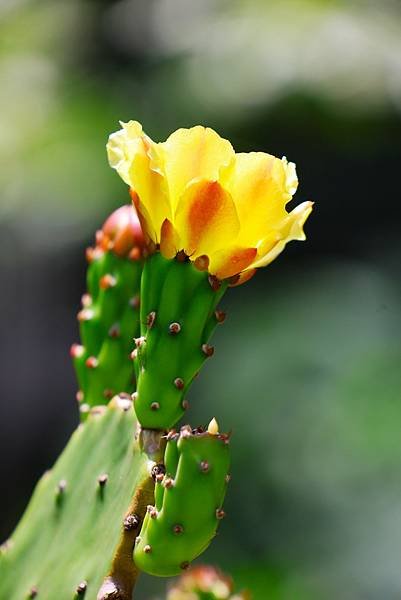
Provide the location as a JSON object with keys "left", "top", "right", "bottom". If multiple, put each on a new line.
{"left": 133, "top": 252, "right": 227, "bottom": 430}
{"left": 71, "top": 205, "right": 144, "bottom": 415}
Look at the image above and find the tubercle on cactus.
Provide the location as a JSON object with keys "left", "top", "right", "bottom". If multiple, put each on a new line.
{"left": 133, "top": 421, "right": 230, "bottom": 577}
{"left": 133, "top": 252, "right": 228, "bottom": 430}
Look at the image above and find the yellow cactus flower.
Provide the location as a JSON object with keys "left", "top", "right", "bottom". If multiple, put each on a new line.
{"left": 107, "top": 121, "right": 313, "bottom": 284}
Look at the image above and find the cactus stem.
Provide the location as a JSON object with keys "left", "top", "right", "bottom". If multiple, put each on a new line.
{"left": 168, "top": 322, "right": 181, "bottom": 335}
{"left": 99, "top": 430, "right": 165, "bottom": 598}
{"left": 215, "top": 309, "right": 226, "bottom": 323}
{"left": 216, "top": 508, "right": 226, "bottom": 520}
{"left": 201, "top": 343, "right": 214, "bottom": 357}
{"left": 76, "top": 581, "right": 87, "bottom": 594}
{"left": 97, "top": 473, "right": 108, "bottom": 487}
{"left": 180, "top": 561, "right": 190, "bottom": 571}
{"left": 146, "top": 311, "right": 156, "bottom": 328}
{"left": 99, "top": 274, "right": 117, "bottom": 290}
{"left": 28, "top": 586, "right": 38, "bottom": 598}
{"left": 150, "top": 402, "right": 160, "bottom": 411}
{"left": 85, "top": 356, "right": 99, "bottom": 369}
{"left": 174, "top": 377, "right": 184, "bottom": 390}
{"left": 200, "top": 461, "right": 210, "bottom": 473}
{"left": 173, "top": 524, "right": 184, "bottom": 535}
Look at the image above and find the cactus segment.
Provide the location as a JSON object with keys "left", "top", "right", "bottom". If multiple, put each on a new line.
{"left": 72, "top": 206, "right": 144, "bottom": 412}
{"left": 134, "top": 253, "right": 228, "bottom": 429}
{"left": 134, "top": 425, "right": 230, "bottom": 576}
{"left": 0, "top": 399, "right": 151, "bottom": 600}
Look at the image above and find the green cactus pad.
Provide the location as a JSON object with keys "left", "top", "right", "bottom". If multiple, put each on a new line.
{"left": 134, "top": 425, "right": 230, "bottom": 577}
{"left": 134, "top": 253, "right": 228, "bottom": 429}
{"left": 0, "top": 399, "right": 152, "bottom": 600}
{"left": 72, "top": 250, "right": 142, "bottom": 413}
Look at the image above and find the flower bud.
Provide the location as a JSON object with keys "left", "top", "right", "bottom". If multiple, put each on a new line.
{"left": 97, "top": 205, "right": 145, "bottom": 259}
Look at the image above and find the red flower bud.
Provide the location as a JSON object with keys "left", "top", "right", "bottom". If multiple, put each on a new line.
{"left": 98, "top": 205, "right": 145, "bottom": 259}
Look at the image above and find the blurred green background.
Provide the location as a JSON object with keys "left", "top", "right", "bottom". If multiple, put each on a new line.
{"left": 1, "top": 1, "right": 401, "bottom": 598}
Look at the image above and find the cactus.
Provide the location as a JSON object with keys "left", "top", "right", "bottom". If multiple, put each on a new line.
{"left": 133, "top": 252, "right": 228, "bottom": 429}
{"left": 134, "top": 421, "right": 230, "bottom": 576}
{"left": 71, "top": 205, "right": 144, "bottom": 415}
{"left": 2, "top": 121, "right": 313, "bottom": 599}
{"left": 167, "top": 565, "right": 250, "bottom": 600}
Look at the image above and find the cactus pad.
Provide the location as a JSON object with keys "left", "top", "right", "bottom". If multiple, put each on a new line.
{"left": 71, "top": 206, "right": 143, "bottom": 415}
{"left": 134, "top": 424, "right": 230, "bottom": 576}
{"left": 0, "top": 398, "right": 152, "bottom": 600}
{"left": 134, "top": 253, "right": 227, "bottom": 429}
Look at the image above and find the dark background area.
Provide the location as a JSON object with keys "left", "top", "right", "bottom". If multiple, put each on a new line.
{"left": 1, "top": 1, "right": 401, "bottom": 598}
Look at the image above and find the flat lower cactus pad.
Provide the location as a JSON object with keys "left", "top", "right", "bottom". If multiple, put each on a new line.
{"left": 134, "top": 425, "right": 230, "bottom": 577}
{"left": 0, "top": 399, "right": 151, "bottom": 600}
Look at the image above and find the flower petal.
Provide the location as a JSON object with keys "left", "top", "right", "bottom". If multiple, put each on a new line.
{"left": 107, "top": 120, "right": 144, "bottom": 185}
{"left": 209, "top": 247, "right": 257, "bottom": 280}
{"left": 159, "top": 126, "right": 234, "bottom": 212}
{"left": 174, "top": 180, "right": 240, "bottom": 259}
{"left": 219, "top": 152, "right": 298, "bottom": 247}
{"left": 107, "top": 121, "right": 170, "bottom": 242}
{"left": 250, "top": 201, "right": 313, "bottom": 269}
{"left": 160, "top": 218, "right": 180, "bottom": 259}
